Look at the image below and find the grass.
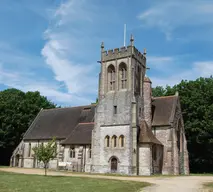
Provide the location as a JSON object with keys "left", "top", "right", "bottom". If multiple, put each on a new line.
{"left": 203, "top": 182, "right": 213, "bottom": 191}
{"left": 190, "top": 173, "right": 213, "bottom": 176}
{"left": 0, "top": 171, "right": 150, "bottom": 192}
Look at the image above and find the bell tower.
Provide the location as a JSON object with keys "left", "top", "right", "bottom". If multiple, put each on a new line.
{"left": 91, "top": 35, "right": 147, "bottom": 175}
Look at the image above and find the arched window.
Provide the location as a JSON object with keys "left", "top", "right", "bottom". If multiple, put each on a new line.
{"left": 105, "top": 135, "right": 110, "bottom": 147}
{"left": 135, "top": 65, "right": 141, "bottom": 94}
{"left": 119, "top": 135, "right": 125, "bottom": 147}
{"left": 119, "top": 63, "right": 127, "bottom": 89}
{"left": 28, "top": 143, "right": 31, "bottom": 157}
{"left": 112, "top": 135, "right": 117, "bottom": 147}
{"left": 88, "top": 147, "right": 92, "bottom": 159}
{"left": 70, "top": 148, "right": 75, "bottom": 158}
{"left": 108, "top": 65, "right": 115, "bottom": 91}
{"left": 152, "top": 144, "right": 157, "bottom": 161}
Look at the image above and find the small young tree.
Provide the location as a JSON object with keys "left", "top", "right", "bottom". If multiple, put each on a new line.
{"left": 33, "top": 137, "right": 57, "bottom": 176}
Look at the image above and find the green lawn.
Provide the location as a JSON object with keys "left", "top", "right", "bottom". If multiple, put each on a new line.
{"left": 0, "top": 171, "right": 150, "bottom": 192}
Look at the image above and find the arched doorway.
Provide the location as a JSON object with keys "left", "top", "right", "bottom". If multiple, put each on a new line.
{"left": 111, "top": 157, "right": 118, "bottom": 172}
{"left": 15, "top": 154, "right": 19, "bottom": 167}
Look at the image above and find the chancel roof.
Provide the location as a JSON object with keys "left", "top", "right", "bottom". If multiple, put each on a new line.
{"left": 152, "top": 96, "right": 178, "bottom": 126}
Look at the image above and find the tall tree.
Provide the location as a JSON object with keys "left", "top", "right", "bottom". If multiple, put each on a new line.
{"left": 0, "top": 88, "right": 56, "bottom": 165}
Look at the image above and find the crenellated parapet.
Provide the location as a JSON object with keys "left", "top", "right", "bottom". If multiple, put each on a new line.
{"left": 100, "top": 35, "right": 146, "bottom": 66}
{"left": 101, "top": 45, "right": 146, "bottom": 66}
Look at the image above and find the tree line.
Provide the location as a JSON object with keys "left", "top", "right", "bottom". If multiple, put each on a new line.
{"left": 1, "top": 76, "right": 213, "bottom": 173}
{"left": 0, "top": 88, "right": 56, "bottom": 166}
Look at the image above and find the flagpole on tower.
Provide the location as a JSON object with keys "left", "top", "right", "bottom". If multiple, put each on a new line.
{"left": 124, "top": 24, "right": 126, "bottom": 46}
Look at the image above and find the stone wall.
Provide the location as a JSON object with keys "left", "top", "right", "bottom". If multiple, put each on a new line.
{"left": 63, "top": 144, "right": 92, "bottom": 172}
{"left": 173, "top": 128, "right": 180, "bottom": 175}
{"left": 153, "top": 126, "right": 173, "bottom": 174}
{"left": 143, "top": 77, "right": 152, "bottom": 128}
{"left": 93, "top": 42, "right": 147, "bottom": 175}
{"left": 11, "top": 140, "right": 93, "bottom": 172}
{"left": 99, "top": 125, "right": 131, "bottom": 174}
{"left": 11, "top": 140, "right": 60, "bottom": 169}
{"left": 138, "top": 144, "right": 152, "bottom": 175}
{"left": 92, "top": 89, "right": 133, "bottom": 174}
{"left": 152, "top": 144, "right": 164, "bottom": 174}
{"left": 183, "top": 134, "right": 190, "bottom": 174}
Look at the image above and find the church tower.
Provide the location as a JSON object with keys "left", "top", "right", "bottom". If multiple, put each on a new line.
{"left": 91, "top": 35, "right": 147, "bottom": 175}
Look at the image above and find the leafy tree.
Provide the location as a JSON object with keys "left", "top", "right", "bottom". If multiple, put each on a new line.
{"left": 0, "top": 88, "right": 56, "bottom": 165}
{"left": 152, "top": 86, "right": 166, "bottom": 97}
{"left": 33, "top": 138, "right": 57, "bottom": 176}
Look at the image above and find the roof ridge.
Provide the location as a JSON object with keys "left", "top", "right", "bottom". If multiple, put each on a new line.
{"left": 78, "top": 122, "right": 95, "bottom": 125}
{"left": 153, "top": 95, "right": 178, "bottom": 99}
{"left": 42, "top": 104, "right": 97, "bottom": 111}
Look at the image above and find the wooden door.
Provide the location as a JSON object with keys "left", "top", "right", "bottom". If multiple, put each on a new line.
{"left": 111, "top": 158, "right": 117, "bottom": 172}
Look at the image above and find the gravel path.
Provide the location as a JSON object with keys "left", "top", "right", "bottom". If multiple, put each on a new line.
{"left": 1, "top": 167, "right": 213, "bottom": 191}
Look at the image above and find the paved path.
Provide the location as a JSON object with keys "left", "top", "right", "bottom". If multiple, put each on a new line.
{"left": 0, "top": 167, "right": 213, "bottom": 191}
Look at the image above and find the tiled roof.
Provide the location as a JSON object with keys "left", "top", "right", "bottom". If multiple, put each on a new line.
{"left": 152, "top": 96, "right": 177, "bottom": 126}
{"left": 23, "top": 105, "right": 96, "bottom": 140}
{"left": 139, "top": 120, "right": 162, "bottom": 145}
{"left": 61, "top": 123, "right": 94, "bottom": 145}
{"left": 23, "top": 95, "right": 178, "bottom": 143}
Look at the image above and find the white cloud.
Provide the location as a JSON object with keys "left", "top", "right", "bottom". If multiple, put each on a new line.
{"left": 0, "top": 41, "right": 46, "bottom": 72}
{"left": 0, "top": 66, "right": 91, "bottom": 106}
{"left": 0, "top": 64, "right": 20, "bottom": 81}
{"left": 193, "top": 61, "right": 213, "bottom": 77}
{"left": 41, "top": 0, "right": 99, "bottom": 96}
{"left": 0, "top": 0, "right": 118, "bottom": 106}
{"left": 147, "top": 56, "right": 174, "bottom": 70}
{"left": 138, "top": 1, "right": 213, "bottom": 40}
{"left": 149, "top": 57, "right": 213, "bottom": 87}
{"left": 1, "top": 0, "right": 101, "bottom": 106}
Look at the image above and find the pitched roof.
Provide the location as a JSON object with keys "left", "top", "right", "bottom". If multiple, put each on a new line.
{"left": 139, "top": 120, "right": 162, "bottom": 145}
{"left": 61, "top": 123, "right": 94, "bottom": 145}
{"left": 152, "top": 95, "right": 178, "bottom": 126}
{"left": 23, "top": 95, "right": 178, "bottom": 142}
{"left": 23, "top": 105, "right": 96, "bottom": 140}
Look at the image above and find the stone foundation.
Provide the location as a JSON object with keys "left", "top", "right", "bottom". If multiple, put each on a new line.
{"left": 91, "top": 165, "right": 132, "bottom": 175}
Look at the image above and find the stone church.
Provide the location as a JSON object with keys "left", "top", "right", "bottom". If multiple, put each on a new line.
{"left": 11, "top": 35, "right": 189, "bottom": 175}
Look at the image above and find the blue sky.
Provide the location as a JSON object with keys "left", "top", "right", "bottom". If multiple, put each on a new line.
{"left": 1, "top": 0, "right": 213, "bottom": 106}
